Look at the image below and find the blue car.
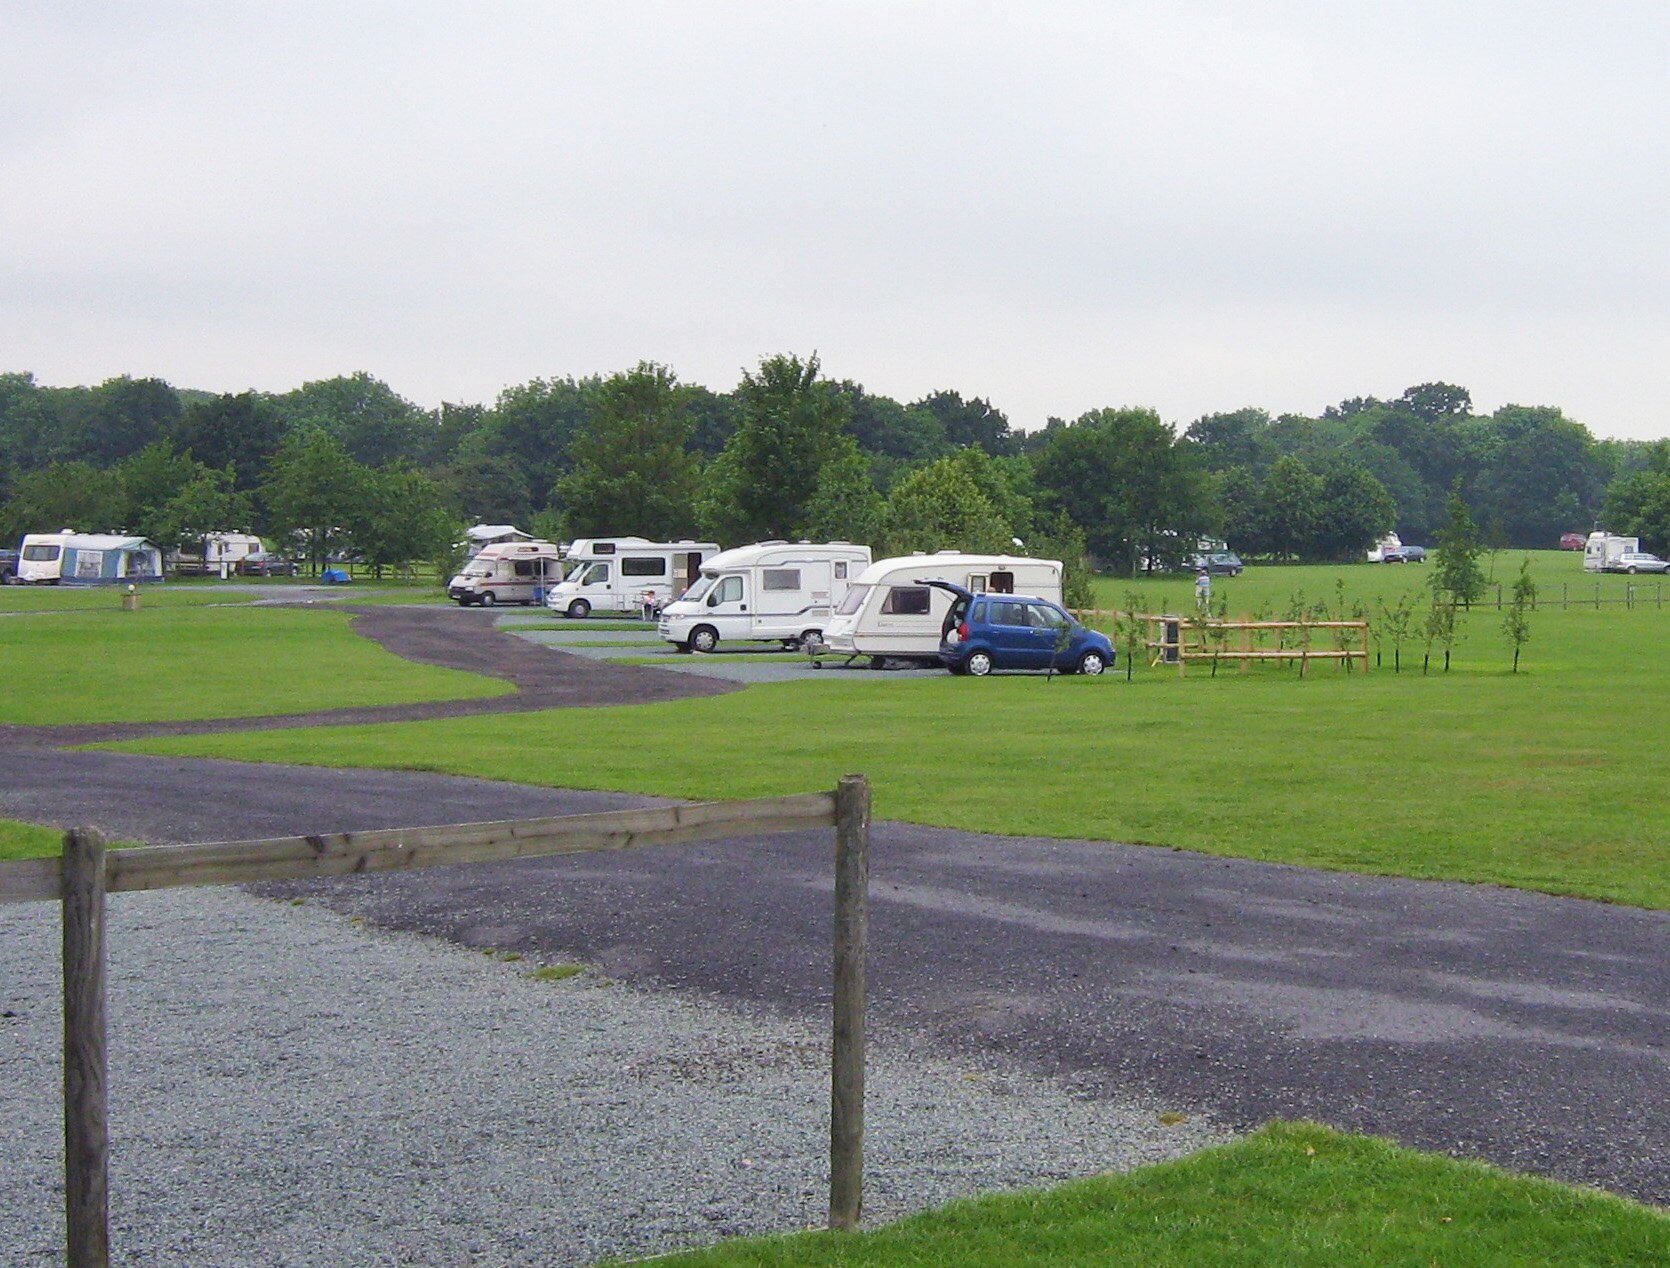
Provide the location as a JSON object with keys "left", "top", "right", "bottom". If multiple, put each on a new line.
{"left": 928, "top": 582, "right": 1115, "bottom": 677}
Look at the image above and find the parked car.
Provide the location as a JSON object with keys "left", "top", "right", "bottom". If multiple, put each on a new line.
{"left": 1188, "top": 551, "right": 1244, "bottom": 576}
{"left": 1560, "top": 532, "right": 1587, "bottom": 550}
{"left": 0, "top": 549, "right": 17, "bottom": 584}
{"left": 1384, "top": 544, "right": 1427, "bottom": 563}
{"left": 929, "top": 582, "right": 1114, "bottom": 677}
{"left": 236, "top": 552, "right": 298, "bottom": 577}
{"left": 1603, "top": 552, "right": 1670, "bottom": 575}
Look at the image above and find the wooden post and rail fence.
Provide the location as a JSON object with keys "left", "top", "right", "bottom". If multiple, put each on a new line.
{"left": 0, "top": 776, "right": 873, "bottom": 1268}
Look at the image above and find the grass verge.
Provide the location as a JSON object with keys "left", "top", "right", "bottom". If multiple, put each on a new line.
{"left": 615, "top": 1122, "right": 1670, "bottom": 1267}
{"left": 0, "top": 605, "right": 510, "bottom": 725}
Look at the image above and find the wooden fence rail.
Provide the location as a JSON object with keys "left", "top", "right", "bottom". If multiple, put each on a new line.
{"left": 1, "top": 780, "right": 872, "bottom": 1267}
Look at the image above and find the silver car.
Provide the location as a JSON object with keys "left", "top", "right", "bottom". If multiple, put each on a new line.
{"left": 1605, "top": 552, "right": 1670, "bottom": 575}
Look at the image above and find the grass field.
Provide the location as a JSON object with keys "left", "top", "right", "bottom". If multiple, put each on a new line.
{"left": 105, "top": 554, "right": 1670, "bottom": 907}
{"left": 0, "top": 604, "right": 509, "bottom": 724}
{"left": 619, "top": 1122, "right": 1670, "bottom": 1267}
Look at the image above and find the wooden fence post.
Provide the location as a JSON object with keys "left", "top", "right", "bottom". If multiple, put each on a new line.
{"left": 829, "top": 774, "right": 870, "bottom": 1232}
{"left": 62, "top": 827, "right": 110, "bottom": 1268}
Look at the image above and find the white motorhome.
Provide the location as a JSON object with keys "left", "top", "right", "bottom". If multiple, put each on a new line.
{"left": 657, "top": 541, "right": 872, "bottom": 652}
{"left": 819, "top": 552, "right": 1064, "bottom": 665}
{"left": 545, "top": 537, "right": 719, "bottom": 618}
{"left": 1584, "top": 531, "right": 1640, "bottom": 573}
{"left": 447, "top": 539, "right": 564, "bottom": 606}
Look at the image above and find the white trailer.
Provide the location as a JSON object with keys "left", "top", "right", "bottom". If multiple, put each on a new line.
{"left": 447, "top": 539, "right": 564, "bottom": 606}
{"left": 819, "top": 553, "right": 1063, "bottom": 665}
{"left": 1366, "top": 533, "right": 1403, "bottom": 563}
{"left": 16, "top": 530, "right": 76, "bottom": 584}
{"left": 545, "top": 537, "right": 719, "bottom": 618}
{"left": 1584, "top": 531, "right": 1639, "bottom": 573}
{"left": 657, "top": 541, "right": 872, "bottom": 652}
{"left": 172, "top": 532, "right": 265, "bottom": 577}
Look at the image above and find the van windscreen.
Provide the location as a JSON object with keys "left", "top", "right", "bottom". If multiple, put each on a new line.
{"left": 835, "top": 584, "right": 870, "bottom": 616}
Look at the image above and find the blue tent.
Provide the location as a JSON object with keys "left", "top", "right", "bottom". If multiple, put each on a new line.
{"left": 58, "top": 535, "right": 164, "bottom": 585}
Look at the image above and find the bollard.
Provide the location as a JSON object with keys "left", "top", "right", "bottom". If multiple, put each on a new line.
{"left": 119, "top": 585, "right": 138, "bottom": 613}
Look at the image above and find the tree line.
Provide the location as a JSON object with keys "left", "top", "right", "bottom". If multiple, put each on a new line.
{"left": 3, "top": 361, "right": 1664, "bottom": 585}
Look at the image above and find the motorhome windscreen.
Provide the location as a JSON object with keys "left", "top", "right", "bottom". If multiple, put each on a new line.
{"left": 683, "top": 575, "right": 715, "bottom": 602}
{"left": 835, "top": 584, "right": 871, "bottom": 616}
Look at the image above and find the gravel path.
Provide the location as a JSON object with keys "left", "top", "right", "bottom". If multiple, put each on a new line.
{"left": 1, "top": 887, "right": 1225, "bottom": 1267}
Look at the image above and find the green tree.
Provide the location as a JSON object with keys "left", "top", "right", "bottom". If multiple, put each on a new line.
{"left": 912, "top": 390, "right": 1016, "bottom": 456}
{"left": 796, "top": 435, "right": 885, "bottom": 546}
{"left": 0, "top": 462, "right": 125, "bottom": 544}
{"left": 554, "top": 362, "right": 702, "bottom": 541}
{"left": 116, "top": 442, "right": 204, "bottom": 542}
{"left": 1258, "top": 457, "right": 1324, "bottom": 561}
{"left": 260, "top": 428, "right": 371, "bottom": 572}
{"left": 1307, "top": 462, "right": 1396, "bottom": 562}
{"left": 271, "top": 373, "right": 437, "bottom": 468}
{"left": 882, "top": 453, "right": 1015, "bottom": 555}
{"left": 1432, "top": 486, "right": 1487, "bottom": 607}
{"left": 477, "top": 376, "right": 602, "bottom": 511}
{"left": 350, "top": 464, "right": 458, "bottom": 576}
{"left": 714, "top": 353, "right": 852, "bottom": 540}
{"left": 1603, "top": 467, "right": 1670, "bottom": 555}
{"left": 169, "top": 392, "right": 288, "bottom": 491}
{"left": 1033, "top": 407, "right": 1211, "bottom": 574}
{"left": 1502, "top": 557, "right": 1537, "bottom": 673}
{"left": 156, "top": 467, "right": 255, "bottom": 559}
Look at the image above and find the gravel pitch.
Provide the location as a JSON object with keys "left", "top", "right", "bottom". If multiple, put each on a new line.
{"left": 2, "top": 887, "right": 1227, "bottom": 1267}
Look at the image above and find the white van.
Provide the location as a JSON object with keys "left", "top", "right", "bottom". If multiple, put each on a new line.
{"left": 657, "top": 541, "right": 872, "bottom": 652}
{"left": 545, "top": 537, "right": 719, "bottom": 618}
{"left": 447, "top": 539, "right": 564, "bottom": 606}
{"left": 819, "top": 553, "right": 1064, "bottom": 665}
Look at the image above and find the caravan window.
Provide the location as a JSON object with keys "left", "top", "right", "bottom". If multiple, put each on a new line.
{"left": 834, "top": 561, "right": 848, "bottom": 580}
{"left": 23, "top": 544, "right": 60, "bottom": 561}
{"left": 989, "top": 570, "right": 1015, "bottom": 594}
{"left": 622, "top": 556, "right": 667, "bottom": 577}
{"left": 880, "top": 586, "right": 930, "bottom": 616}
{"left": 835, "top": 584, "right": 870, "bottom": 616}
{"left": 762, "top": 569, "right": 800, "bottom": 591}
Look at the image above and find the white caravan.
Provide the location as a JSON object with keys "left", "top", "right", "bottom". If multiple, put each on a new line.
{"left": 1366, "top": 533, "right": 1403, "bottom": 563}
{"left": 173, "top": 532, "right": 265, "bottom": 577}
{"left": 820, "top": 552, "right": 1064, "bottom": 665}
{"left": 447, "top": 539, "right": 563, "bottom": 606}
{"left": 1584, "top": 531, "right": 1640, "bottom": 573}
{"left": 16, "top": 530, "right": 76, "bottom": 583}
{"left": 657, "top": 541, "right": 872, "bottom": 652}
{"left": 545, "top": 537, "right": 719, "bottom": 618}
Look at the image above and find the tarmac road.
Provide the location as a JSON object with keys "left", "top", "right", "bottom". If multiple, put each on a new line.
{"left": 3, "top": 606, "right": 1665, "bottom": 1207}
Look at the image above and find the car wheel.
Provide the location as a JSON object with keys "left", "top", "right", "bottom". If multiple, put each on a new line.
{"left": 1627, "top": 566, "right": 1640, "bottom": 575}
{"left": 479, "top": 591, "right": 496, "bottom": 607}
{"left": 567, "top": 599, "right": 591, "bottom": 619}
{"left": 966, "top": 650, "right": 993, "bottom": 677}
{"left": 690, "top": 625, "right": 720, "bottom": 653}
{"left": 1078, "top": 650, "right": 1107, "bottom": 676}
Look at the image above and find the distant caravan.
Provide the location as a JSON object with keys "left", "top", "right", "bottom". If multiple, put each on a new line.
{"left": 657, "top": 541, "right": 873, "bottom": 652}
{"left": 447, "top": 539, "right": 563, "bottom": 606}
{"left": 818, "top": 552, "right": 1064, "bottom": 667}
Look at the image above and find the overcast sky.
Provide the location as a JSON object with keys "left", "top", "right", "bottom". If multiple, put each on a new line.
{"left": 4, "top": 2, "right": 1666, "bottom": 440}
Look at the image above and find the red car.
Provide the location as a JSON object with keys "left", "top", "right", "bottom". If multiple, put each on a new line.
{"left": 1560, "top": 532, "right": 1586, "bottom": 550}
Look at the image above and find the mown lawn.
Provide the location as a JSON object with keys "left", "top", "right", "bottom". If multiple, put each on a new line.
{"left": 107, "top": 586, "right": 1670, "bottom": 907}
{"left": 618, "top": 1123, "right": 1670, "bottom": 1267}
{"left": 0, "top": 605, "right": 509, "bottom": 724}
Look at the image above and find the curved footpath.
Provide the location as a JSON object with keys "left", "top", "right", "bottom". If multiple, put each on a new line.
{"left": 2, "top": 603, "right": 1666, "bottom": 1259}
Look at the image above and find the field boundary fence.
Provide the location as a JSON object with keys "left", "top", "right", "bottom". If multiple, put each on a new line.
{"left": 0, "top": 777, "right": 873, "bottom": 1267}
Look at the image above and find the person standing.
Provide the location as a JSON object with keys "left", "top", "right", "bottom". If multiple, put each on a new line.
{"left": 1195, "top": 567, "right": 1212, "bottom": 614}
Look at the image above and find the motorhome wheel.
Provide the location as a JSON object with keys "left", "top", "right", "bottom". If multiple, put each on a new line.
{"left": 567, "top": 599, "right": 591, "bottom": 619}
{"left": 479, "top": 591, "right": 496, "bottom": 607}
{"left": 690, "top": 625, "right": 719, "bottom": 653}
